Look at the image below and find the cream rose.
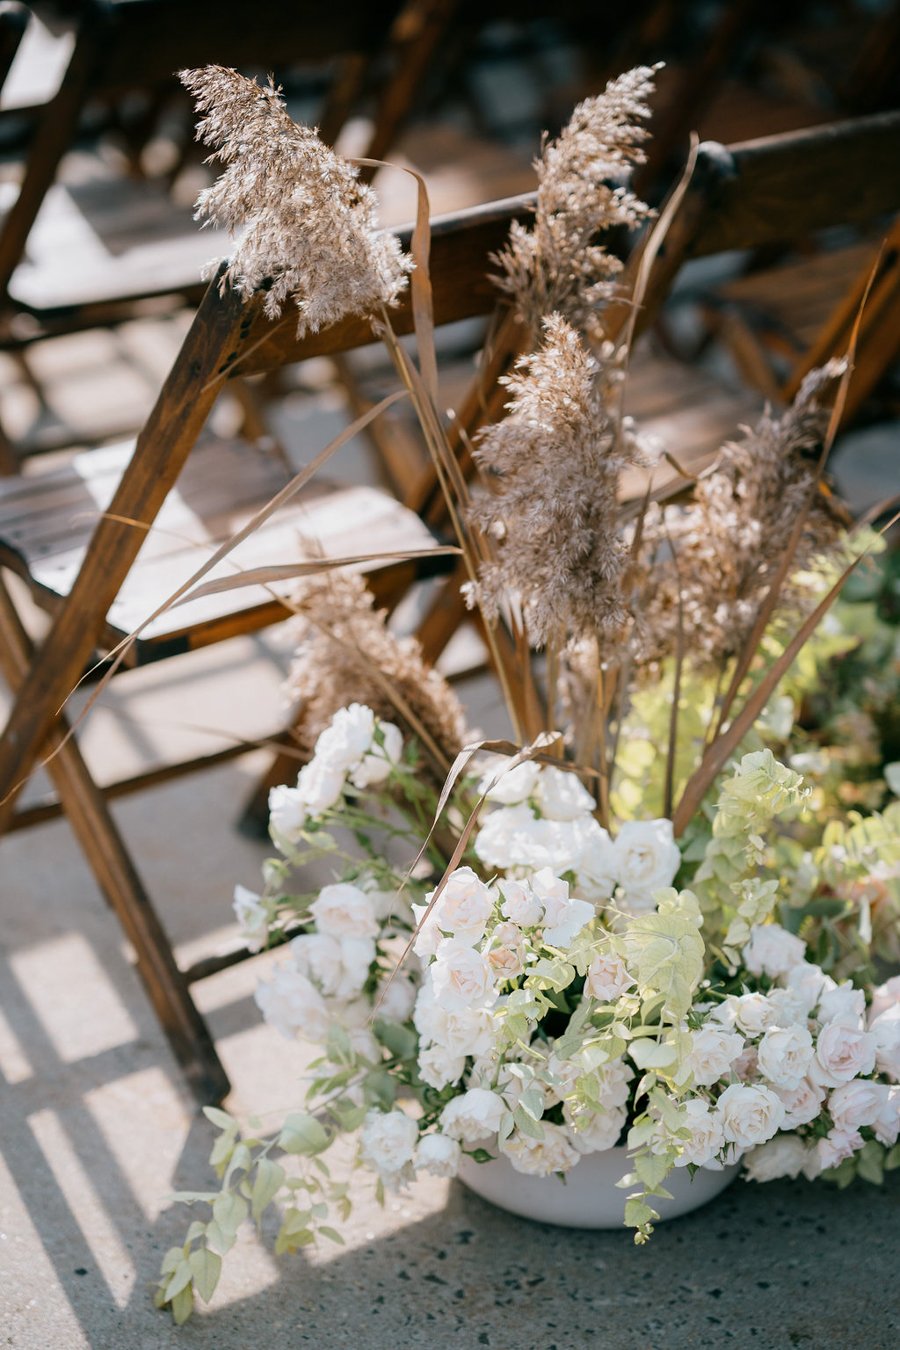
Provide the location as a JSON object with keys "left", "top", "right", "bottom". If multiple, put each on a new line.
{"left": 784, "top": 961, "right": 835, "bottom": 1013}
{"left": 431, "top": 939, "right": 495, "bottom": 1011}
{"left": 816, "top": 1127, "right": 863, "bottom": 1171}
{"left": 717, "top": 1083, "right": 786, "bottom": 1149}
{"left": 482, "top": 759, "right": 540, "bottom": 805}
{"left": 417, "top": 1044, "right": 467, "bottom": 1090}
{"left": 268, "top": 783, "right": 309, "bottom": 845}
{"left": 350, "top": 720, "right": 404, "bottom": 789}
{"left": 310, "top": 882, "right": 378, "bottom": 939}
{"left": 564, "top": 1103, "right": 627, "bottom": 1154}
{"left": 869, "top": 1006, "right": 900, "bottom": 1081}
{"left": 534, "top": 766, "right": 596, "bottom": 821}
{"left": 743, "top": 1133, "right": 809, "bottom": 1182}
{"left": 673, "top": 1098, "right": 726, "bottom": 1168}
{"left": 415, "top": 1133, "right": 461, "bottom": 1178}
{"left": 428, "top": 867, "right": 496, "bottom": 945}
{"left": 741, "top": 923, "right": 806, "bottom": 979}
{"left": 487, "top": 922, "right": 526, "bottom": 980}
{"left": 870, "top": 975, "right": 900, "bottom": 1023}
{"left": 810, "top": 1020, "right": 876, "bottom": 1087}
{"left": 499, "top": 879, "right": 543, "bottom": 927}
{"left": 500, "top": 1122, "right": 580, "bottom": 1176}
{"left": 440, "top": 1088, "right": 506, "bottom": 1142}
{"left": 314, "top": 703, "right": 375, "bottom": 771}
{"left": 818, "top": 982, "right": 866, "bottom": 1027}
{"left": 873, "top": 1086, "right": 900, "bottom": 1146}
{"left": 828, "top": 1080, "right": 885, "bottom": 1131}
{"left": 611, "top": 819, "right": 681, "bottom": 904}
{"left": 254, "top": 966, "right": 330, "bottom": 1042}
{"left": 774, "top": 1078, "right": 826, "bottom": 1127}
{"left": 757, "top": 1025, "right": 815, "bottom": 1090}
{"left": 685, "top": 1027, "right": 746, "bottom": 1087}
{"left": 586, "top": 952, "right": 634, "bottom": 1003}
{"left": 295, "top": 758, "right": 347, "bottom": 815}
{"left": 291, "top": 932, "right": 374, "bottom": 999}
{"left": 360, "top": 1109, "right": 418, "bottom": 1180}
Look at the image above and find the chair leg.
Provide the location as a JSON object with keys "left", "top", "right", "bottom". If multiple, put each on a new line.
{"left": 0, "top": 578, "right": 230, "bottom": 1105}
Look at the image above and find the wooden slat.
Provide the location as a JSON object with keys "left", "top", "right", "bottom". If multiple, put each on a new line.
{"left": 0, "top": 436, "right": 441, "bottom": 650}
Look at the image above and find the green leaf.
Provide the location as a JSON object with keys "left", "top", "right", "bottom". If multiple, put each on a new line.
{"left": 251, "top": 1158, "right": 286, "bottom": 1222}
{"left": 635, "top": 1151, "right": 672, "bottom": 1191}
{"left": 212, "top": 1191, "right": 248, "bottom": 1236}
{"left": 512, "top": 1105, "right": 544, "bottom": 1140}
{"left": 204, "top": 1219, "right": 236, "bottom": 1256}
{"left": 375, "top": 1019, "right": 418, "bottom": 1061}
{"left": 856, "top": 1141, "right": 884, "bottom": 1186}
{"left": 164, "top": 1258, "right": 193, "bottom": 1303}
{"left": 188, "top": 1247, "right": 222, "bottom": 1304}
{"left": 317, "top": 1226, "right": 346, "bottom": 1245}
{"left": 203, "top": 1106, "right": 237, "bottom": 1132}
{"left": 624, "top": 1197, "right": 659, "bottom": 1228}
{"left": 170, "top": 1282, "right": 194, "bottom": 1325}
{"left": 279, "top": 1112, "right": 330, "bottom": 1155}
{"left": 160, "top": 1246, "right": 184, "bottom": 1277}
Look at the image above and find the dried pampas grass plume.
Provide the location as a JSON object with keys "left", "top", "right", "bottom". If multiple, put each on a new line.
{"left": 469, "top": 314, "right": 643, "bottom": 645}
{"left": 492, "top": 65, "right": 657, "bottom": 338}
{"left": 635, "top": 360, "right": 850, "bottom": 671}
{"left": 285, "top": 571, "right": 469, "bottom": 774}
{"left": 180, "top": 66, "right": 411, "bottom": 334}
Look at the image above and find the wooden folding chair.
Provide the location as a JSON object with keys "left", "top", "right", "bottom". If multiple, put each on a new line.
{"left": 0, "top": 191, "right": 529, "bottom": 1104}
{"left": 0, "top": 0, "right": 459, "bottom": 465}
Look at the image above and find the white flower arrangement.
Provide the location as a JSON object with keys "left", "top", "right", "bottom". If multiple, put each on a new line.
{"left": 156, "top": 716, "right": 900, "bottom": 1319}
{"left": 154, "top": 64, "right": 900, "bottom": 1323}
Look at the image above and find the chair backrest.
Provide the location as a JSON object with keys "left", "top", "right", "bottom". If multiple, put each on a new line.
{"left": 0, "top": 0, "right": 443, "bottom": 300}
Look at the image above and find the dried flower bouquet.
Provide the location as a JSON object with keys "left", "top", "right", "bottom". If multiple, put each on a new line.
{"left": 156, "top": 66, "right": 900, "bottom": 1322}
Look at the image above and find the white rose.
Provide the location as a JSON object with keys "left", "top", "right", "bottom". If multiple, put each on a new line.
{"left": 685, "top": 1028, "right": 746, "bottom": 1087}
{"left": 764, "top": 988, "right": 810, "bottom": 1028}
{"left": 743, "top": 1133, "right": 809, "bottom": 1183}
{"left": 718, "top": 1082, "right": 786, "bottom": 1148}
{"left": 534, "top": 766, "right": 596, "bottom": 821}
{"left": 810, "top": 1019, "right": 877, "bottom": 1087}
{"left": 411, "top": 902, "right": 442, "bottom": 961}
{"left": 817, "top": 1127, "right": 863, "bottom": 1171}
{"left": 673, "top": 1098, "right": 726, "bottom": 1168}
{"left": 732, "top": 993, "right": 779, "bottom": 1036}
{"left": 500, "top": 1122, "right": 580, "bottom": 1176}
{"left": 774, "top": 1077, "right": 826, "bottom": 1127}
{"left": 439, "top": 1007, "right": 496, "bottom": 1057}
{"left": 254, "top": 965, "right": 330, "bottom": 1042}
{"left": 873, "top": 1086, "right": 900, "bottom": 1146}
{"left": 295, "top": 758, "right": 346, "bottom": 815}
{"left": 586, "top": 953, "right": 634, "bottom": 1003}
{"left": 611, "top": 819, "right": 681, "bottom": 904}
{"left": 564, "top": 1103, "right": 628, "bottom": 1154}
{"left": 360, "top": 1109, "right": 418, "bottom": 1180}
{"left": 784, "top": 962, "right": 835, "bottom": 1013}
{"left": 828, "top": 1080, "right": 886, "bottom": 1131}
{"left": 233, "top": 884, "right": 269, "bottom": 952}
{"left": 418, "top": 1044, "right": 466, "bottom": 1090}
{"left": 870, "top": 975, "right": 900, "bottom": 1023}
{"left": 818, "top": 982, "right": 866, "bottom": 1028}
{"left": 499, "top": 879, "right": 543, "bottom": 927}
{"left": 869, "top": 1006, "right": 900, "bottom": 1081}
{"left": 732, "top": 1046, "right": 759, "bottom": 1082}
{"left": 350, "top": 720, "right": 403, "bottom": 789}
{"left": 415, "top": 1133, "right": 461, "bottom": 1178}
{"left": 310, "top": 882, "right": 378, "bottom": 939}
{"left": 487, "top": 922, "right": 527, "bottom": 980}
{"left": 573, "top": 820, "right": 617, "bottom": 902}
{"left": 374, "top": 971, "right": 418, "bottom": 1023}
{"left": 431, "top": 939, "right": 495, "bottom": 1011}
{"left": 542, "top": 896, "right": 595, "bottom": 949}
{"left": 413, "top": 978, "right": 443, "bottom": 1044}
{"left": 482, "top": 759, "right": 540, "bottom": 805}
{"left": 268, "top": 784, "right": 308, "bottom": 845}
{"left": 291, "top": 933, "right": 374, "bottom": 999}
{"left": 427, "top": 867, "right": 496, "bottom": 945}
{"left": 314, "top": 703, "right": 375, "bottom": 771}
{"left": 741, "top": 923, "right": 806, "bottom": 979}
{"left": 473, "top": 802, "right": 538, "bottom": 870}
{"left": 440, "top": 1088, "right": 506, "bottom": 1142}
{"left": 757, "top": 1025, "right": 815, "bottom": 1090}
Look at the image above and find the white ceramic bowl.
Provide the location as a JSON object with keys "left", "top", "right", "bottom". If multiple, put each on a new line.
{"left": 458, "top": 1143, "right": 739, "bottom": 1229}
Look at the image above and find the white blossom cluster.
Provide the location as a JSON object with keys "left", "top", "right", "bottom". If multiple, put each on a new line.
{"left": 649, "top": 926, "right": 900, "bottom": 1180}
{"left": 473, "top": 760, "right": 681, "bottom": 913}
